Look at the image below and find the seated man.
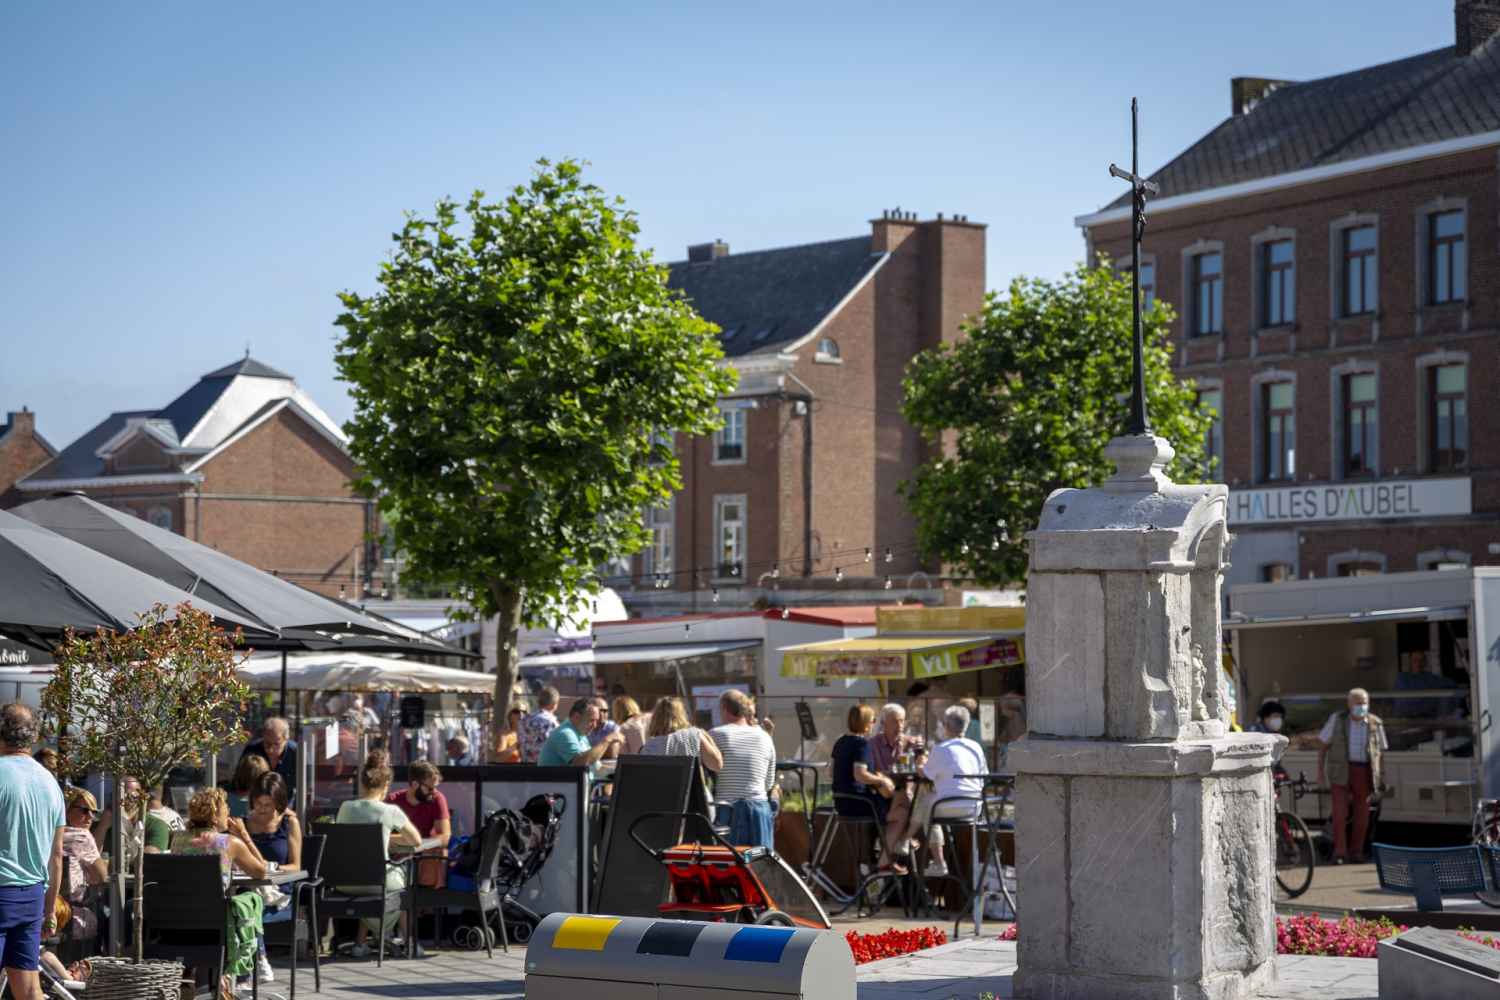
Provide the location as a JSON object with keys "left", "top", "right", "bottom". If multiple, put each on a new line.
{"left": 538, "top": 699, "right": 622, "bottom": 772}
{"left": 895, "top": 705, "right": 986, "bottom": 877}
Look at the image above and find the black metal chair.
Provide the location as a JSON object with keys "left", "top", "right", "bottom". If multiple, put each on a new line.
{"left": 914, "top": 790, "right": 1010, "bottom": 935}
{"left": 801, "top": 792, "right": 903, "bottom": 916}
{"left": 140, "top": 854, "right": 233, "bottom": 997}
{"left": 409, "top": 813, "right": 507, "bottom": 958}
{"left": 263, "top": 832, "right": 325, "bottom": 996}
{"left": 317, "top": 825, "right": 406, "bottom": 967}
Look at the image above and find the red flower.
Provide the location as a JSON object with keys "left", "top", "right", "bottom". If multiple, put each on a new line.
{"left": 844, "top": 927, "right": 948, "bottom": 964}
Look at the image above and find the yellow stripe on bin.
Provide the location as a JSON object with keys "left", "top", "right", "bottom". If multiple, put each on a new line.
{"left": 551, "top": 916, "right": 621, "bottom": 951}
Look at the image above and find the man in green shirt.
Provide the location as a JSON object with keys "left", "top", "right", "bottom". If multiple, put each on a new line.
{"left": 539, "top": 700, "right": 622, "bottom": 769}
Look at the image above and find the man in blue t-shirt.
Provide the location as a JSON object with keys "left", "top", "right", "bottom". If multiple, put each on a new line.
{"left": 539, "top": 699, "right": 621, "bottom": 771}
{"left": 0, "top": 704, "right": 66, "bottom": 1000}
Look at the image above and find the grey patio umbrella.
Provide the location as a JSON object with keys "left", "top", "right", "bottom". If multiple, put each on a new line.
{"left": 0, "top": 509, "right": 275, "bottom": 649}
{"left": 11, "top": 492, "right": 474, "bottom": 711}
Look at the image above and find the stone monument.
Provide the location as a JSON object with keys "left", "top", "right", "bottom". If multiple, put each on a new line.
{"left": 1008, "top": 432, "right": 1285, "bottom": 999}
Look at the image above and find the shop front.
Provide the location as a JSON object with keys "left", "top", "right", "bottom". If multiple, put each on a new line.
{"left": 1227, "top": 567, "right": 1500, "bottom": 827}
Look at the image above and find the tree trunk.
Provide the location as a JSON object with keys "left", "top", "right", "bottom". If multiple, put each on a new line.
{"left": 133, "top": 830, "right": 145, "bottom": 963}
{"left": 489, "top": 580, "right": 523, "bottom": 757}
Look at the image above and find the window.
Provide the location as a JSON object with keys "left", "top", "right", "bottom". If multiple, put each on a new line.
{"left": 1428, "top": 210, "right": 1466, "bottom": 305}
{"left": 1191, "top": 252, "right": 1223, "bottom": 336}
{"left": 1135, "top": 260, "right": 1156, "bottom": 309}
{"left": 1196, "top": 387, "right": 1223, "bottom": 480}
{"left": 146, "top": 506, "right": 172, "bottom": 531}
{"left": 1261, "top": 563, "right": 1294, "bottom": 583}
{"left": 1342, "top": 373, "right": 1377, "bottom": 478}
{"left": 1261, "top": 381, "right": 1295, "bottom": 482}
{"left": 1260, "top": 240, "right": 1295, "bottom": 327}
{"left": 714, "top": 496, "right": 745, "bottom": 580}
{"left": 1341, "top": 226, "right": 1377, "bottom": 316}
{"left": 715, "top": 408, "right": 745, "bottom": 462}
{"left": 642, "top": 502, "right": 674, "bottom": 579}
{"left": 1337, "top": 561, "right": 1382, "bottom": 578}
{"left": 815, "top": 337, "right": 840, "bottom": 362}
{"left": 1430, "top": 363, "right": 1468, "bottom": 471}
{"left": 648, "top": 429, "right": 674, "bottom": 464}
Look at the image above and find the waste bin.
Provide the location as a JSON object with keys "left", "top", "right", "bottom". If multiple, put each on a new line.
{"left": 525, "top": 913, "right": 855, "bottom": 999}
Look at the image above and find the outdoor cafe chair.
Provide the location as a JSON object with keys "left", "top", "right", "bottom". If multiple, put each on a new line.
{"left": 801, "top": 792, "right": 904, "bottom": 917}
{"left": 316, "top": 824, "right": 406, "bottom": 967}
{"left": 139, "top": 854, "right": 233, "bottom": 999}
{"left": 409, "top": 811, "right": 508, "bottom": 958}
{"left": 262, "top": 832, "right": 325, "bottom": 997}
{"left": 915, "top": 788, "right": 1012, "bottom": 936}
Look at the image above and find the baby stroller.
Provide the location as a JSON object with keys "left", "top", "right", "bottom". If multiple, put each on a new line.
{"left": 446, "top": 792, "right": 566, "bottom": 948}
{"left": 628, "top": 811, "right": 831, "bottom": 929}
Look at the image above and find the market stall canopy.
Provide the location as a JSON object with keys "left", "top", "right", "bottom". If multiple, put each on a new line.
{"left": 779, "top": 632, "right": 1023, "bottom": 679}
{"left": 0, "top": 508, "right": 275, "bottom": 648}
{"left": 519, "top": 639, "right": 761, "bottom": 668}
{"left": 239, "top": 651, "right": 494, "bottom": 694}
{"left": 1223, "top": 605, "right": 1469, "bottom": 629}
{"left": 10, "top": 492, "right": 458, "bottom": 654}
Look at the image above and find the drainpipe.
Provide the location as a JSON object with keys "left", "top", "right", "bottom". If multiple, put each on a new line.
{"left": 777, "top": 381, "right": 815, "bottom": 577}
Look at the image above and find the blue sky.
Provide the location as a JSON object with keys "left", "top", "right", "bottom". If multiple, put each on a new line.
{"left": 1, "top": 2, "right": 1455, "bottom": 448}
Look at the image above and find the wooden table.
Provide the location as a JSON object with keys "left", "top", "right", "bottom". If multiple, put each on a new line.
{"left": 392, "top": 836, "right": 446, "bottom": 958}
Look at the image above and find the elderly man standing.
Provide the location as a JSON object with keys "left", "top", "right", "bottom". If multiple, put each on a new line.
{"left": 239, "top": 717, "right": 298, "bottom": 799}
{"left": 0, "top": 704, "right": 65, "bottom": 1000}
{"left": 709, "top": 690, "right": 778, "bottom": 848}
{"left": 1318, "top": 687, "right": 1387, "bottom": 864}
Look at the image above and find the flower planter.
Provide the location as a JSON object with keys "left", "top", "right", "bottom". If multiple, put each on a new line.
{"left": 82, "top": 958, "right": 185, "bottom": 1000}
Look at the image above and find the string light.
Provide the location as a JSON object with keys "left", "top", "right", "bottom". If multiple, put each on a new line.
{"left": 712, "top": 587, "right": 720, "bottom": 603}
{"left": 684, "top": 622, "right": 691, "bottom": 634}
{"left": 781, "top": 607, "right": 790, "bottom": 619}
{"left": 960, "top": 542, "right": 969, "bottom": 555}
{"left": 884, "top": 576, "right": 893, "bottom": 590}
{"left": 338, "top": 585, "right": 347, "bottom": 600}
{"left": 835, "top": 567, "right": 844, "bottom": 582}
{"left": 771, "top": 563, "right": 780, "bottom": 579}
{"left": 992, "top": 538, "right": 1000, "bottom": 551}
{"left": 863, "top": 548, "right": 872, "bottom": 563}
{"left": 884, "top": 547, "right": 893, "bottom": 563}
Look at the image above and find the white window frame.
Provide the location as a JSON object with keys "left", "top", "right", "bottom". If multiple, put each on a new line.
{"left": 642, "top": 499, "right": 674, "bottom": 580}
{"left": 1416, "top": 197, "right": 1468, "bottom": 311}
{"left": 1250, "top": 369, "right": 1297, "bottom": 485}
{"left": 1194, "top": 378, "right": 1224, "bottom": 481}
{"left": 714, "top": 408, "right": 746, "bottom": 465}
{"left": 713, "top": 495, "right": 747, "bottom": 582}
{"left": 1416, "top": 351, "right": 1470, "bottom": 473}
{"left": 1327, "top": 550, "right": 1387, "bottom": 578}
{"left": 814, "top": 337, "right": 842, "bottom": 364}
{"left": 1250, "top": 226, "right": 1296, "bottom": 331}
{"left": 1116, "top": 254, "right": 1157, "bottom": 310}
{"left": 1329, "top": 213, "right": 1380, "bottom": 322}
{"left": 1417, "top": 549, "right": 1470, "bottom": 571}
{"left": 1180, "top": 239, "right": 1225, "bottom": 338}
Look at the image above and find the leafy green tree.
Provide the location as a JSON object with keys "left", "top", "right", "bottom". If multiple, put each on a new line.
{"left": 335, "top": 159, "right": 734, "bottom": 749}
{"left": 43, "top": 604, "right": 251, "bottom": 962}
{"left": 901, "top": 263, "right": 1214, "bottom": 585}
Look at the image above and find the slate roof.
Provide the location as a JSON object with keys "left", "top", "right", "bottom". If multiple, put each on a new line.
{"left": 666, "top": 236, "right": 884, "bottom": 357}
{"left": 1105, "top": 41, "right": 1500, "bottom": 210}
{"left": 31, "top": 410, "right": 156, "bottom": 481}
{"left": 203, "top": 357, "right": 292, "bottom": 380}
{"left": 155, "top": 376, "right": 233, "bottom": 442}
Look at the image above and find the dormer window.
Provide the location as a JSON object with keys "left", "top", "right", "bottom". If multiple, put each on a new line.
{"left": 814, "top": 337, "right": 841, "bottom": 363}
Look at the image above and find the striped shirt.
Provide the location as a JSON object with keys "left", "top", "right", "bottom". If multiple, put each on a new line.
{"left": 709, "top": 724, "right": 776, "bottom": 803}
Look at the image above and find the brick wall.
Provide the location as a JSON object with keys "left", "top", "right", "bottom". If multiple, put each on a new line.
{"left": 0, "top": 411, "right": 53, "bottom": 507}
{"left": 1088, "top": 147, "right": 1500, "bottom": 577}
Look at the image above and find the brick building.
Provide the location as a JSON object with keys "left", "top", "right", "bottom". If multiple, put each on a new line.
{"left": 0, "top": 409, "right": 55, "bottom": 505}
{"left": 9, "top": 357, "right": 377, "bottom": 597}
{"left": 1077, "top": 6, "right": 1500, "bottom": 589}
{"left": 618, "top": 211, "right": 986, "bottom": 613}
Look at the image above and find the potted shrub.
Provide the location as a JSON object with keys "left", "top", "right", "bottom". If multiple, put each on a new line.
{"left": 43, "top": 603, "right": 251, "bottom": 996}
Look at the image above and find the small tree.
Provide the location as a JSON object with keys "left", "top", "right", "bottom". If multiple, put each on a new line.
{"left": 901, "top": 263, "right": 1214, "bottom": 585}
{"left": 42, "top": 603, "right": 251, "bottom": 962}
{"left": 335, "top": 158, "right": 734, "bottom": 749}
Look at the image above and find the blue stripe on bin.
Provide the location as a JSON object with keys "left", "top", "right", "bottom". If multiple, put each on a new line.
{"left": 636, "top": 921, "right": 704, "bottom": 958}
{"left": 724, "top": 926, "right": 794, "bottom": 964}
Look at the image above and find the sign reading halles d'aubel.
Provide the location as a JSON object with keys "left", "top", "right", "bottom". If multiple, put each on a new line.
{"left": 1228, "top": 476, "right": 1470, "bottom": 526}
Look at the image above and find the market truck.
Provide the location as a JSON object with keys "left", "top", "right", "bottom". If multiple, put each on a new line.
{"left": 1227, "top": 567, "right": 1500, "bottom": 828}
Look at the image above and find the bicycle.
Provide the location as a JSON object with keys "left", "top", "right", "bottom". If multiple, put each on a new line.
{"left": 1471, "top": 797, "right": 1500, "bottom": 908}
{"left": 1273, "top": 770, "right": 1316, "bottom": 898}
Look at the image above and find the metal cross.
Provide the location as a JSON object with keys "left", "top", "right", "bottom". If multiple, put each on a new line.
{"left": 1109, "top": 98, "right": 1160, "bottom": 437}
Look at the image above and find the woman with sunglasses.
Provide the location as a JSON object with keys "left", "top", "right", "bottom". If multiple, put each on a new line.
{"left": 61, "top": 788, "right": 107, "bottom": 939}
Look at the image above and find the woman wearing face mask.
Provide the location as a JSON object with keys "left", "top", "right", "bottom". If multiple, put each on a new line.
{"left": 1316, "top": 688, "right": 1387, "bottom": 865}
{"left": 1247, "top": 701, "right": 1286, "bottom": 734}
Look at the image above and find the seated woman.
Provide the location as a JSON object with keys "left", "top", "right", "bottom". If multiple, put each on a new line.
{"left": 829, "top": 705, "right": 901, "bottom": 872}
{"left": 61, "top": 788, "right": 107, "bottom": 942}
{"left": 640, "top": 697, "right": 724, "bottom": 772}
{"left": 246, "top": 772, "right": 302, "bottom": 870}
{"left": 334, "top": 750, "right": 423, "bottom": 959}
{"left": 228, "top": 753, "right": 270, "bottom": 818}
{"left": 170, "top": 788, "right": 271, "bottom": 987}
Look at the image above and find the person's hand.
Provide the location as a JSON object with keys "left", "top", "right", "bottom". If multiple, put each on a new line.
{"left": 226, "top": 817, "right": 249, "bottom": 840}
{"left": 41, "top": 914, "right": 56, "bottom": 937}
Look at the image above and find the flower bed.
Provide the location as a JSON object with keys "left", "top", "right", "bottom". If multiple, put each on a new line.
{"left": 1460, "top": 930, "right": 1500, "bottom": 951}
{"left": 845, "top": 927, "right": 947, "bottom": 964}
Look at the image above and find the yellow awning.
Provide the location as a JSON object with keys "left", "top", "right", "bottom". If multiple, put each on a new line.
{"left": 780, "top": 632, "right": 1024, "bottom": 679}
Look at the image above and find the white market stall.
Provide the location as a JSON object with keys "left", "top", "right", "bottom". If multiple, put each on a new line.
{"left": 239, "top": 651, "right": 494, "bottom": 694}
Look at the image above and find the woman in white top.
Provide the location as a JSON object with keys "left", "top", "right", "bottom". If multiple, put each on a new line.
{"left": 640, "top": 697, "right": 724, "bottom": 772}
{"left": 334, "top": 750, "right": 423, "bottom": 957}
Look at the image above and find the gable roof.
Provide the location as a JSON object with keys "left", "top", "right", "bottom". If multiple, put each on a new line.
{"left": 1103, "top": 42, "right": 1500, "bottom": 211}
{"left": 666, "top": 236, "right": 886, "bottom": 358}
{"left": 155, "top": 375, "right": 235, "bottom": 443}
{"left": 30, "top": 410, "right": 157, "bottom": 481}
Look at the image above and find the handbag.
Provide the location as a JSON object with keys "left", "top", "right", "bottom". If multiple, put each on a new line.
{"left": 415, "top": 847, "right": 449, "bottom": 888}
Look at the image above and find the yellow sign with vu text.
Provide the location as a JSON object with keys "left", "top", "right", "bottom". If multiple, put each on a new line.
{"left": 911, "top": 637, "right": 1024, "bottom": 679}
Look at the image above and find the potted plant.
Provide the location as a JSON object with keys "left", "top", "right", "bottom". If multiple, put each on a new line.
{"left": 43, "top": 603, "right": 251, "bottom": 997}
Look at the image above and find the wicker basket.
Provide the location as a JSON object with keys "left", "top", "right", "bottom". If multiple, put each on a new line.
{"left": 83, "top": 958, "right": 185, "bottom": 1000}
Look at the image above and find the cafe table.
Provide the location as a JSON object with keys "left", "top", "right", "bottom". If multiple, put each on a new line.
{"left": 391, "top": 835, "right": 447, "bottom": 958}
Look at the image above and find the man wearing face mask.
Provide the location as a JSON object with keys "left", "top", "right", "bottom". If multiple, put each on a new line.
{"left": 1317, "top": 688, "right": 1387, "bottom": 865}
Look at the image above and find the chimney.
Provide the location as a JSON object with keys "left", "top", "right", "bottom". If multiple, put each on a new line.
{"left": 1457, "top": 0, "right": 1500, "bottom": 56}
{"left": 1231, "top": 77, "right": 1294, "bottom": 116}
{"left": 4, "top": 409, "right": 34, "bottom": 436}
{"left": 687, "top": 240, "right": 729, "bottom": 264}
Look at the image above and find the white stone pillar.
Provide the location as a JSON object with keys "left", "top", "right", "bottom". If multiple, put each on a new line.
{"left": 1010, "top": 434, "right": 1284, "bottom": 1000}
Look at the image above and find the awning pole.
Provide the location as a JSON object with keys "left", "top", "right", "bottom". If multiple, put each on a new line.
{"left": 279, "top": 649, "right": 288, "bottom": 718}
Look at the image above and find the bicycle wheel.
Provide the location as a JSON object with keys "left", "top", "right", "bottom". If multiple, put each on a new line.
{"left": 1274, "top": 811, "right": 1315, "bottom": 899}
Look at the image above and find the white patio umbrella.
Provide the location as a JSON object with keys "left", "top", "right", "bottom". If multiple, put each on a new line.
{"left": 238, "top": 651, "right": 494, "bottom": 694}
